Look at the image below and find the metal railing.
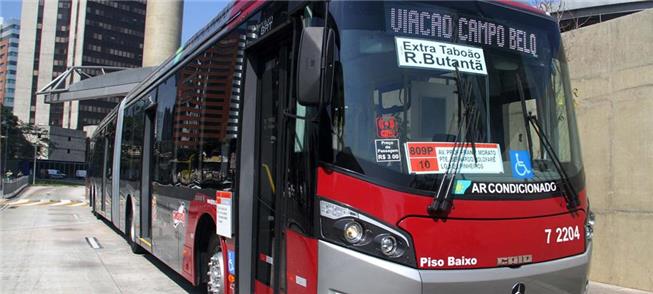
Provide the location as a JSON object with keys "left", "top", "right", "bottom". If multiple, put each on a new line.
{"left": 2, "top": 175, "right": 29, "bottom": 199}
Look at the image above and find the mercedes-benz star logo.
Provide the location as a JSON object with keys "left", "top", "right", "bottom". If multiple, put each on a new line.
{"left": 512, "top": 282, "right": 526, "bottom": 294}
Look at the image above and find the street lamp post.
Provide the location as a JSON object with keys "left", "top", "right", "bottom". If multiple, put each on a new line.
{"left": 1, "top": 133, "right": 5, "bottom": 199}
{"left": 33, "top": 144, "right": 38, "bottom": 185}
{"left": 0, "top": 108, "right": 4, "bottom": 198}
{"left": 3, "top": 126, "right": 7, "bottom": 179}
{"left": 29, "top": 126, "right": 43, "bottom": 186}
{"left": 0, "top": 135, "right": 5, "bottom": 199}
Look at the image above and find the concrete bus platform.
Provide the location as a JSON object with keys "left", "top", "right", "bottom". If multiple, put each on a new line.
{"left": 0, "top": 185, "right": 192, "bottom": 293}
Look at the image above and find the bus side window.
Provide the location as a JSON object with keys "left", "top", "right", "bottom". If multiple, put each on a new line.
{"left": 152, "top": 76, "right": 177, "bottom": 186}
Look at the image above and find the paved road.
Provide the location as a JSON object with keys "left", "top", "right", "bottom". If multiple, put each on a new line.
{"left": 0, "top": 185, "right": 190, "bottom": 293}
{"left": 1, "top": 185, "right": 650, "bottom": 294}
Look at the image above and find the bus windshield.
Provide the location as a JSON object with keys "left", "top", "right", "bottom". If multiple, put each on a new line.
{"left": 325, "top": 1, "right": 583, "bottom": 195}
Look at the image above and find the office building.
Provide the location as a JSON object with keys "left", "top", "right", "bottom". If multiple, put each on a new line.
{"left": 13, "top": 0, "right": 147, "bottom": 130}
{"left": 0, "top": 18, "right": 20, "bottom": 110}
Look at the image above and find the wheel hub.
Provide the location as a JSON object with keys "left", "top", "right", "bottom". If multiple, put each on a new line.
{"left": 207, "top": 251, "right": 224, "bottom": 293}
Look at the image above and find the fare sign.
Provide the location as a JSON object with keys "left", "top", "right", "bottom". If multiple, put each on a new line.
{"left": 216, "top": 191, "right": 232, "bottom": 238}
{"left": 404, "top": 142, "right": 504, "bottom": 174}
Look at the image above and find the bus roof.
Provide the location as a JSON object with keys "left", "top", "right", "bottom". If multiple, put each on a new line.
{"left": 93, "top": 0, "right": 551, "bottom": 138}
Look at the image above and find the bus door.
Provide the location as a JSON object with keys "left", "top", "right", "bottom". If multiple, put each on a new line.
{"left": 100, "top": 134, "right": 108, "bottom": 214}
{"left": 249, "top": 27, "right": 293, "bottom": 294}
{"left": 140, "top": 99, "right": 156, "bottom": 242}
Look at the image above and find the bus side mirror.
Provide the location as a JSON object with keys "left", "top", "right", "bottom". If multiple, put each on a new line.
{"left": 297, "top": 27, "right": 325, "bottom": 106}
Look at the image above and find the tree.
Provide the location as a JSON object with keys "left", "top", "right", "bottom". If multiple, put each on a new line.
{"left": 530, "top": 0, "right": 591, "bottom": 32}
{"left": 1, "top": 107, "right": 51, "bottom": 161}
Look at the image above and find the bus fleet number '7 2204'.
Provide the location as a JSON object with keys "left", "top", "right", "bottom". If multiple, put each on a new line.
{"left": 544, "top": 226, "right": 580, "bottom": 244}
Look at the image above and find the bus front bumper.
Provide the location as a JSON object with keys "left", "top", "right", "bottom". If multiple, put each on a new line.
{"left": 317, "top": 240, "right": 591, "bottom": 294}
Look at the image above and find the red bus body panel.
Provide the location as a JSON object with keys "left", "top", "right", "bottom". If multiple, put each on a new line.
{"left": 185, "top": 194, "right": 219, "bottom": 284}
{"left": 400, "top": 213, "right": 585, "bottom": 269}
{"left": 317, "top": 167, "right": 587, "bottom": 222}
{"left": 317, "top": 167, "right": 587, "bottom": 270}
{"left": 286, "top": 230, "right": 319, "bottom": 294}
{"left": 182, "top": 0, "right": 265, "bottom": 288}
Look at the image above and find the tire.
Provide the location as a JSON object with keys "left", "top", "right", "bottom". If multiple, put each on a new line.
{"left": 127, "top": 208, "right": 145, "bottom": 254}
{"left": 201, "top": 235, "right": 224, "bottom": 294}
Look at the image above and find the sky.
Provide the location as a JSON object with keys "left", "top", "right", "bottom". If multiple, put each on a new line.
{"left": 0, "top": 0, "right": 228, "bottom": 44}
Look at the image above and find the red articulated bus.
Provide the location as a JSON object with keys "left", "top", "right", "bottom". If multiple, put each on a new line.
{"left": 86, "top": 1, "right": 594, "bottom": 293}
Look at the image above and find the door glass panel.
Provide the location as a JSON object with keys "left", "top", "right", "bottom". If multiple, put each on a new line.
{"left": 141, "top": 110, "right": 153, "bottom": 239}
{"left": 254, "top": 54, "right": 280, "bottom": 288}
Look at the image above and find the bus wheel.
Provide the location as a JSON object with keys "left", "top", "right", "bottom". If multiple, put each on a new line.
{"left": 206, "top": 236, "right": 224, "bottom": 294}
{"left": 127, "top": 207, "right": 145, "bottom": 254}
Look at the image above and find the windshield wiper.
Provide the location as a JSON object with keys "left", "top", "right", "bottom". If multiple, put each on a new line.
{"left": 515, "top": 74, "right": 534, "bottom": 166}
{"left": 427, "top": 68, "right": 482, "bottom": 215}
{"left": 515, "top": 75, "right": 580, "bottom": 209}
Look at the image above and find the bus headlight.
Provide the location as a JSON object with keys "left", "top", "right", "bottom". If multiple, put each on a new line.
{"left": 319, "top": 199, "right": 416, "bottom": 267}
{"left": 343, "top": 221, "right": 364, "bottom": 244}
{"left": 379, "top": 235, "right": 398, "bottom": 256}
{"left": 585, "top": 209, "right": 595, "bottom": 241}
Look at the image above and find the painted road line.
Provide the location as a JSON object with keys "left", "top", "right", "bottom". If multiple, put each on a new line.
{"left": 50, "top": 200, "right": 72, "bottom": 206}
{"left": 22, "top": 199, "right": 52, "bottom": 207}
{"left": 69, "top": 201, "right": 87, "bottom": 207}
{"left": 37, "top": 200, "right": 57, "bottom": 205}
{"left": 85, "top": 237, "right": 103, "bottom": 249}
{"left": 7, "top": 199, "right": 31, "bottom": 206}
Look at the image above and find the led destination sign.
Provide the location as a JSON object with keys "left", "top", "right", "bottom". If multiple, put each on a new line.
{"left": 387, "top": 5, "right": 541, "bottom": 58}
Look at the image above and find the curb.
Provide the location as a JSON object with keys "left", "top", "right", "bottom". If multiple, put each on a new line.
{"left": 2, "top": 183, "right": 29, "bottom": 199}
{"left": 589, "top": 281, "right": 653, "bottom": 294}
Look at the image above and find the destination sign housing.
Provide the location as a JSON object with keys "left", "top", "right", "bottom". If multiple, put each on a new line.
{"left": 386, "top": 4, "right": 541, "bottom": 58}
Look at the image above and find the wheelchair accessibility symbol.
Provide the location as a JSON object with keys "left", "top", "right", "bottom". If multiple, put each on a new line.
{"left": 509, "top": 150, "right": 533, "bottom": 180}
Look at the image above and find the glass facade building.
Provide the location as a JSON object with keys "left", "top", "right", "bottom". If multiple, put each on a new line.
{"left": 13, "top": 0, "right": 146, "bottom": 130}
{"left": 0, "top": 18, "right": 20, "bottom": 111}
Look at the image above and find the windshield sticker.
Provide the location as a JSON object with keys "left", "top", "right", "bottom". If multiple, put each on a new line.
{"left": 452, "top": 179, "right": 559, "bottom": 196}
{"left": 395, "top": 37, "right": 487, "bottom": 75}
{"left": 454, "top": 179, "right": 473, "bottom": 194}
{"left": 376, "top": 116, "right": 399, "bottom": 138}
{"left": 386, "top": 5, "right": 540, "bottom": 58}
{"left": 375, "top": 139, "right": 401, "bottom": 162}
{"left": 509, "top": 150, "right": 534, "bottom": 180}
{"left": 404, "top": 142, "right": 503, "bottom": 174}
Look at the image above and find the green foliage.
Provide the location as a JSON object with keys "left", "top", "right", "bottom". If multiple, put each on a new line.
{"left": 34, "top": 179, "right": 84, "bottom": 186}
{"left": 1, "top": 107, "right": 51, "bottom": 159}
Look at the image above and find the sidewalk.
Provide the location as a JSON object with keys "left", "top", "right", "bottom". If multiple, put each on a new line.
{"left": 590, "top": 282, "right": 652, "bottom": 294}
